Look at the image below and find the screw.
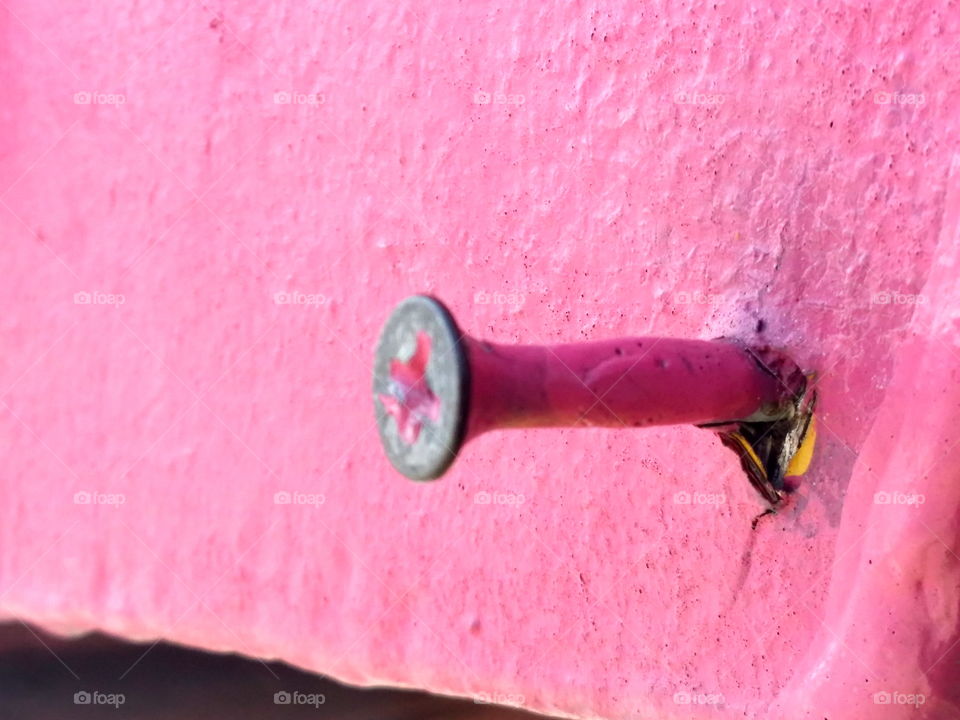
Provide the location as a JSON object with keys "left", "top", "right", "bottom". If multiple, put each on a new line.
{"left": 373, "top": 295, "right": 807, "bottom": 482}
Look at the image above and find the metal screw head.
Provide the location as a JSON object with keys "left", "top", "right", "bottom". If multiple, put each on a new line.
{"left": 373, "top": 295, "right": 469, "bottom": 480}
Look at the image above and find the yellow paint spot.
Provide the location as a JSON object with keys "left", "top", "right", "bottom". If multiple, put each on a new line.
{"left": 785, "top": 414, "right": 817, "bottom": 477}
{"left": 730, "top": 432, "right": 767, "bottom": 480}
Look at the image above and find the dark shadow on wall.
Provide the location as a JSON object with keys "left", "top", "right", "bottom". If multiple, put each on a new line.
{"left": 0, "top": 623, "right": 554, "bottom": 719}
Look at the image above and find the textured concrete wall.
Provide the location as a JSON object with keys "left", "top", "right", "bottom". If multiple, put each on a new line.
{"left": 1, "top": 1, "right": 958, "bottom": 718}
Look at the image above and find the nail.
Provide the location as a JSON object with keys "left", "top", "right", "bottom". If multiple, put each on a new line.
{"left": 373, "top": 295, "right": 811, "bottom": 487}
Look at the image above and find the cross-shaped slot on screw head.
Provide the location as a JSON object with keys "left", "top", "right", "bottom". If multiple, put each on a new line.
{"left": 378, "top": 331, "right": 441, "bottom": 445}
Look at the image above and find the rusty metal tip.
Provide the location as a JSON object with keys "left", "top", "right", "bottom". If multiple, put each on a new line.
{"left": 717, "top": 379, "right": 817, "bottom": 507}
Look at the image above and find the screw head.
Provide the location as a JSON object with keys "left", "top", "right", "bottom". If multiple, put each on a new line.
{"left": 373, "top": 295, "right": 469, "bottom": 480}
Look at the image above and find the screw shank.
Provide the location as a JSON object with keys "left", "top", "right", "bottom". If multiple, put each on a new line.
{"left": 464, "top": 336, "right": 793, "bottom": 439}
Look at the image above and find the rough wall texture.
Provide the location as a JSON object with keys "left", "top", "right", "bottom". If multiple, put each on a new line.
{"left": 1, "top": 1, "right": 959, "bottom": 718}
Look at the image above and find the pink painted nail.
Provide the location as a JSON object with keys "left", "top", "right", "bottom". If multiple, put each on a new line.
{"left": 373, "top": 295, "right": 813, "bottom": 500}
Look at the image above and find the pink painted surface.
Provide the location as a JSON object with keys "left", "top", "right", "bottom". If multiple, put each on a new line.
{"left": 1, "top": 1, "right": 958, "bottom": 718}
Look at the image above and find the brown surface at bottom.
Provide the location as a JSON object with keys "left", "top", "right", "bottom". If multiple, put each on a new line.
{"left": 0, "top": 624, "right": 553, "bottom": 720}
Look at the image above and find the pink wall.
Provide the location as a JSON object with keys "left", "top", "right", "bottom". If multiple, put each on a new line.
{"left": 1, "top": 1, "right": 958, "bottom": 718}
